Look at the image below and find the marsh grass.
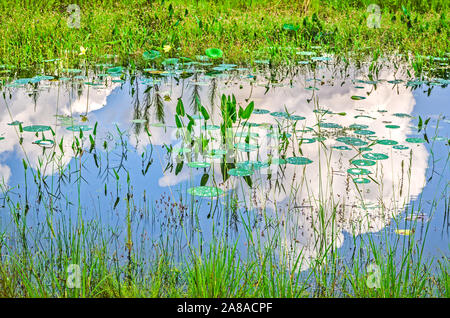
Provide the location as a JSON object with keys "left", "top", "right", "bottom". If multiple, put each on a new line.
{"left": 0, "top": 0, "right": 449, "bottom": 69}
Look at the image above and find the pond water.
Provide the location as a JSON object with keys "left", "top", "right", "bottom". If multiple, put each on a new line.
{"left": 0, "top": 56, "right": 449, "bottom": 272}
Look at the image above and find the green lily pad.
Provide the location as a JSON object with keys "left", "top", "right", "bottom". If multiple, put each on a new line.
{"left": 143, "top": 50, "right": 161, "bottom": 60}
{"left": 107, "top": 66, "right": 123, "bottom": 74}
{"left": 270, "top": 111, "right": 289, "bottom": 118}
{"left": 286, "top": 157, "right": 313, "bottom": 165}
{"left": 228, "top": 168, "right": 253, "bottom": 177}
{"left": 336, "top": 137, "right": 368, "bottom": 146}
{"left": 351, "top": 159, "right": 376, "bottom": 166}
{"left": 385, "top": 124, "right": 400, "bottom": 129}
{"left": 236, "top": 161, "right": 269, "bottom": 170}
{"left": 23, "top": 125, "right": 51, "bottom": 132}
{"left": 393, "top": 113, "right": 412, "bottom": 118}
{"left": 333, "top": 145, "right": 351, "bottom": 150}
{"left": 319, "top": 122, "right": 342, "bottom": 129}
{"left": 351, "top": 96, "right": 366, "bottom": 100}
{"left": 8, "top": 121, "right": 22, "bottom": 126}
{"left": 205, "top": 125, "right": 220, "bottom": 131}
{"left": 354, "top": 129, "right": 375, "bottom": 135}
{"left": 405, "top": 137, "right": 426, "bottom": 143}
{"left": 253, "top": 108, "right": 270, "bottom": 114}
{"left": 349, "top": 124, "right": 369, "bottom": 130}
{"left": 363, "top": 153, "right": 388, "bottom": 160}
{"left": 347, "top": 168, "right": 372, "bottom": 175}
{"left": 299, "top": 138, "right": 315, "bottom": 144}
{"left": 377, "top": 139, "right": 398, "bottom": 145}
{"left": 235, "top": 143, "right": 259, "bottom": 152}
{"left": 205, "top": 48, "right": 223, "bottom": 59}
{"left": 353, "top": 177, "right": 371, "bottom": 184}
{"left": 188, "top": 162, "right": 211, "bottom": 168}
{"left": 288, "top": 115, "right": 306, "bottom": 121}
{"left": 188, "top": 186, "right": 224, "bottom": 197}
{"left": 393, "top": 145, "right": 409, "bottom": 150}
{"left": 66, "top": 125, "right": 92, "bottom": 132}
{"left": 268, "top": 158, "right": 287, "bottom": 165}
{"left": 33, "top": 139, "right": 55, "bottom": 148}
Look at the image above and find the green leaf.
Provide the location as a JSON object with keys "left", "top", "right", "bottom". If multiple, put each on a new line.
{"left": 176, "top": 98, "right": 185, "bottom": 117}
{"left": 200, "top": 173, "right": 209, "bottom": 186}
{"left": 175, "top": 115, "right": 183, "bottom": 128}
{"left": 242, "top": 101, "right": 254, "bottom": 119}
{"left": 200, "top": 105, "right": 210, "bottom": 120}
{"left": 418, "top": 116, "right": 423, "bottom": 132}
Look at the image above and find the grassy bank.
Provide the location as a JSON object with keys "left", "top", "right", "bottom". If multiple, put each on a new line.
{"left": 0, "top": 0, "right": 449, "bottom": 68}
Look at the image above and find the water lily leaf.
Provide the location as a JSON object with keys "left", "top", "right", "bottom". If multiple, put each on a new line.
{"left": 23, "top": 125, "right": 51, "bottom": 132}
{"left": 188, "top": 186, "right": 224, "bottom": 197}
{"left": 143, "top": 50, "right": 161, "bottom": 60}
{"left": 205, "top": 48, "right": 223, "bottom": 59}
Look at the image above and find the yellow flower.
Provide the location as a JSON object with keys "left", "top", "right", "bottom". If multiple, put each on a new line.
{"left": 79, "top": 46, "right": 87, "bottom": 55}
{"left": 163, "top": 45, "right": 172, "bottom": 53}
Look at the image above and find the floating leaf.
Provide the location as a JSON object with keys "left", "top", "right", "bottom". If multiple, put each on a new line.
{"left": 143, "top": 50, "right": 161, "bottom": 60}
{"left": 353, "top": 177, "right": 370, "bottom": 184}
{"left": 205, "top": 48, "right": 223, "bottom": 59}
{"left": 286, "top": 157, "right": 313, "bottom": 165}
{"left": 23, "top": 125, "right": 51, "bottom": 132}
{"left": 188, "top": 162, "right": 211, "bottom": 168}
{"left": 363, "top": 153, "right": 388, "bottom": 160}
{"left": 187, "top": 186, "right": 224, "bottom": 197}
{"left": 406, "top": 137, "right": 426, "bottom": 143}
{"left": 351, "top": 159, "right": 376, "bottom": 166}
{"left": 347, "top": 168, "right": 372, "bottom": 175}
{"left": 228, "top": 168, "right": 253, "bottom": 177}
{"left": 377, "top": 139, "right": 398, "bottom": 145}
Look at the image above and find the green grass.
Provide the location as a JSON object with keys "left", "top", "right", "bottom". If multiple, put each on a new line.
{"left": 0, "top": 0, "right": 449, "bottom": 69}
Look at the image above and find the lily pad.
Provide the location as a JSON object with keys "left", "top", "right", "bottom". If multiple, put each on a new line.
{"left": 347, "top": 168, "right": 372, "bottom": 175}
{"left": 188, "top": 186, "right": 224, "bottom": 197}
{"left": 405, "top": 137, "right": 426, "bottom": 143}
{"left": 385, "top": 124, "right": 400, "bottom": 129}
{"left": 253, "top": 108, "right": 270, "bottom": 114}
{"left": 286, "top": 157, "right": 313, "bottom": 165}
{"left": 188, "top": 162, "right": 211, "bottom": 168}
{"left": 393, "top": 145, "right": 409, "bottom": 150}
{"left": 236, "top": 161, "right": 269, "bottom": 170}
{"left": 377, "top": 139, "right": 398, "bottom": 145}
{"left": 333, "top": 145, "right": 351, "bottom": 150}
{"left": 349, "top": 124, "right": 369, "bottom": 130}
{"left": 67, "top": 125, "right": 92, "bottom": 132}
{"left": 23, "top": 125, "right": 51, "bottom": 132}
{"left": 235, "top": 143, "right": 259, "bottom": 152}
{"left": 319, "top": 122, "right": 342, "bottom": 129}
{"left": 351, "top": 159, "right": 376, "bottom": 166}
{"left": 228, "top": 168, "right": 253, "bottom": 177}
{"left": 353, "top": 177, "right": 370, "bottom": 184}
{"left": 205, "top": 48, "right": 223, "bottom": 59}
{"left": 33, "top": 139, "right": 55, "bottom": 148}
{"left": 354, "top": 129, "right": 375, "bottom": 135}
{"left": 362, "top": 153, "right": 388, "bottom": 160}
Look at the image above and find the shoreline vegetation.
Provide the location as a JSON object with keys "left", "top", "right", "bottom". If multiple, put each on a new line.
{"left": 0, "top": 1, "right": 449, "bottom": 298}
{"left": 0, "top": 0, "right": 449, "bottom": 69}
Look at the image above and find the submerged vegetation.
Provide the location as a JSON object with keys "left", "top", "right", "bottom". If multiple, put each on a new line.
{"left": 0, "top": 1, "right": 449, "bottom": 300}
{"left": 0, "top": 0, "right": 449, "bottom": 69}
